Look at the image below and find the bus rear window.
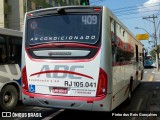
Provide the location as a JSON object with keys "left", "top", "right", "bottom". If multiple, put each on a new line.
{"left": 27, "top": 14, "right": 100, "bottom": 45}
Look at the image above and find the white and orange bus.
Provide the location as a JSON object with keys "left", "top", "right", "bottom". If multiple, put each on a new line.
{"left": 22, "top": 6, "right": 144, "bottom": 111}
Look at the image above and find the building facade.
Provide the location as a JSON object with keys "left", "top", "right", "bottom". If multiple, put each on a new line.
{"left": 0, "top": 0, "right": 80, "bottom": 31}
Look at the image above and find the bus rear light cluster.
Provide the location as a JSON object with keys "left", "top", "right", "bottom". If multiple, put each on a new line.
{"left": 22, "top": 66, "right": 29, "bottom": 92}
{"left": 96, "top": 68, "right": 108, "bottom": 97}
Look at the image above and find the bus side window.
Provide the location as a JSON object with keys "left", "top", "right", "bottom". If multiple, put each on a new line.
{"left": 15, "top": 44, "right": 22, "bottom": 63}
{"left": 135, "top": 45, "right": 138, "bottom": 62}
{"left": 0, "top": 48, "right": 7, "bottom": 64}
{"left": 8, "top": 38, "right": 18, "bottom": 63}
{"left": 116, "top": 49, "right": 124, "bottom": 62}
{"left": 110, "top": 18, "right": 117, "bottom": 63}
{"left": 0, "top": 37, "right": 7, "bottom": 64}
{"left": 8, "top": 38, "right": 22, "bottom": 64}
{"left": 0, "top": 48, "right": 5, "bottom": 63}
{"left": 9, "top": 45, "right": 16, "bottom": 63}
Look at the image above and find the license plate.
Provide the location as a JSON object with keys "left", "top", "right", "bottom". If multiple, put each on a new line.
{"left": 52, "top": 87, "right": 68, "bottom": 94}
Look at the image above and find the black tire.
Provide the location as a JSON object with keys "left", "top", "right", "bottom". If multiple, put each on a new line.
{"left": 0, "top": 85, "right": 18, "bottom": 111}
{"left": 125, "top": 80, "right": 133, "bottom": 105}
{"left": 141, "top": 70, "right": 144, "bottom": 80}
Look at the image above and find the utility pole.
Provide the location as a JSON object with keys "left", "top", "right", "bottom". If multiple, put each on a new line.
{"left": 143, "top": 14, "right": 159, "bottom": 71}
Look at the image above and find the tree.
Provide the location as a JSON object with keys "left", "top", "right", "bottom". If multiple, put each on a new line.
{"left": 80, "top": 0, "right": 90, "bottom": 5}
{"left": 150, "top": 49, "right": 156, "bottom": 59}
{"left": 150, "top": 45, "right": 160, "bottom": 59}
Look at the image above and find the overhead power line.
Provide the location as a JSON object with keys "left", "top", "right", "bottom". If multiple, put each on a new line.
{"left": 112, "top": 2, "right": 160, "bottom": 12}
{"left": 120, "top": 15, "right": 147, "bottom": 20}
{"left": 116, "top": 9, "right": 160, "bottom": 16}
{"left": 111, "top": 2, "right": 160, "bottom": 20}
{"left": 113, "top": 4, "right": 160, "bottom": 14}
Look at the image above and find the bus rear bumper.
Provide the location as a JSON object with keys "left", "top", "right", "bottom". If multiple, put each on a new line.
{"left": 22, "top": 90, "right": 112, "bottom": 111}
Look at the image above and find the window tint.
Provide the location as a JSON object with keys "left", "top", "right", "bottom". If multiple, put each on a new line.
{"left": 111, "top": 20, "right": 134, "bottom": 63}
{"left": 27, "top": 14, "right": 100, "bottom": 45}
{"left": 0, "top": 36, "right": 22, "bottom": 64}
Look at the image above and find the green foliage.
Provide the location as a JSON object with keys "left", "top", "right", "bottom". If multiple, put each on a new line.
{"left": 80, "top": 0, "right": 89, "bottom": 5}
{"left": 31, "top": 0, "right": 52, "bottom": 8}
{"left": 150, "top": 49, "right": 156, "bottom": 58}
{"left": 149, "top": 45, "right": 160, "bottom": 59}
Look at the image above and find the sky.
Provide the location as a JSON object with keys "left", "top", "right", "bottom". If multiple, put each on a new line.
{"left": 90, "top": 0, "right": 160, "bottom": 52}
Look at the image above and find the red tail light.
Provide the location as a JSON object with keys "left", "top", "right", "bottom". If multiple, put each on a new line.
{"left": 96, "top": 68, "right": 108, "bottom": 97}
{"left": 22, "top": 66, "right": 29, "bottom": 91}
{"left": 27, "top": 13, "right": 33, "bottom": 17}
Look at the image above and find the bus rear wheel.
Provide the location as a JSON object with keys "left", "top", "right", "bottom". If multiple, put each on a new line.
{"left": 141, "top": 70, "right": 144, "bottom": 80}
{"left": 125, "top": 79, "right": 133, "bottom": 105}
{"left": 0, "top": 85, "right": 18, "bottom": 111}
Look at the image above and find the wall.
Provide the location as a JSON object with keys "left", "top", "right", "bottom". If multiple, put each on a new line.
{"left": 0, "top": 0, "right": 5, "bottom": 28}
{"left": 8, "top": 0, "right": 20, "bottom": 30}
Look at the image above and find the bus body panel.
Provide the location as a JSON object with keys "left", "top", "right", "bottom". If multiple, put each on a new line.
{"left": 100, "top": 7, "right": 112, "bottom": 94}
{"left": 0, "top": 64, "right": 21, "bottom": 81}
{"left": 106, "top": 6, "right": 143, "bottom": 110}
{"left": 22, "top": 91, "right": 112, "bottom": 111}
{"left": 112, "top": 65, "right": 136, "bottom": 110}
{"left": 0, "top": 64, "right": 21, "bottom": 90}
{"left": 22, "top": 6, "right": 144, "bottom": 112}
{"left": 25, "top": 49, "right": 101, "bottom": 97}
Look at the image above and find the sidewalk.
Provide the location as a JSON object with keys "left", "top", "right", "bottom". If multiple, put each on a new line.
{"left": 144, "top": 68, "right": 160, "bottom": 120}
{"left": 152, "top": 68, "right": 160, "bottom": 81}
